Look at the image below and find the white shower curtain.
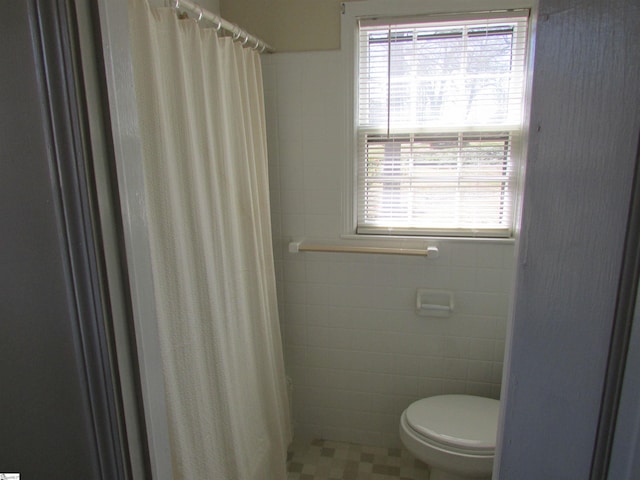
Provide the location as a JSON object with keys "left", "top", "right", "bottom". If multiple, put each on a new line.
{"left": 127, "top": 1, "right": 291, "bottom": 478}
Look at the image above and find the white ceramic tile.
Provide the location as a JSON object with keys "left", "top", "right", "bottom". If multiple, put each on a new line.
{"left": 305, "top": 347, "right": 329, "bottom": 368}
{"left": 441, "top": 336, "right": 471, "bottom": 358}
{"left": 443, "top": 358, "right": 468, "bottom": 380}
{"left": 268, "top": 187, "right": 281, "bottom": 217}
{"left": 284, "top": 281, "right": 306, "bottom": 305}
{"left": 428, "top": 242, "right": 452, "bottom": 266}
{"left": 275, "top": 68, "right": 302, "bottom": 113}
{"left": 343, "top": 390, "right": 375, "bottom": 413}
{"left": 420, "top": 356, "right": 445, "bottom": 378}
{"left": 418, "top": 377, "right": 444, "bottom": 397}
{"left": 449, "top": 315, "right": 500, "bottom": 339}
{"left": 281, "top": 214, "right": 305, "bottom": 237}
{"left": 301, "top": 114, "right": 329, "bottom": 142}
{"left": 466, "top": 382, "right": 494, "bottom": 397}
{"left": 306, "top": 326, "right": 330, "bottom": 347}
{"left": 450, "top": 266, "right": 477, "bottom": 291}
{"left": 303, "top": 164, "right": 340, "bottom": 193}
{"left": 490, "top": 384, "right": 502, "bottom": 399}
{"left": 491, "top": 362, "right": 504, "bottom": 384}
{"left": 284, "top": 324, "right": 307, "bottom": 348}
{"left": 421, "top": 265, "right": 453, "bottom": 289}
{"left": 353, "top": 330, "right": 397, "bottom": 354}
{"left": 475, "top": 267, "right": 509, "bottom": 293}
{"left": 346, "top": 371, "right": 384, "bottom": 393}
{"left": 305, "top": 304, "right": 329, "bottom": 325}
{"left": 273, "top": 259, "right": 284, "bottom": 282}
{"left": 284, "top": 302, "right": 305, "bottom": 325}
{"left": 440, "top": 379, "right": 467, "bottom": 394}
{"left": 348, "top": 411, "right": 384, "bottom": 432}
{"left": 450, "top": 242, "right": 478, "bottom": 267}
{"left": 327, "top": 368, "right": 357, "bottom": 391}
{"left": 476, "top": 243, "right": 507, "bottom": 268}
{"left": 305, "top": 283, "right": 329, "bottom": 305}
{"left": 467, "top": 360, "right": 494, "bottom": 383}
{"left": 261, "top": 61, "right": 277, "bottom": 90}
{"left": 324, "top": 327, "right": 357, "bottom": 350}
{"left": 394, "top": 332, "right": 440, "bottom": 357}
{"left": 392, "top": 355, "right": 423, "bottom": 377}
{"left": 375, "top": 264, "right": 428, "bottom": 288}
{"left": 392, "top": 375, "right": 420, "bottom": 396}
{"left": 305, "top": 261, "right": 330, "bottom": 284}
{"left": 304, "top": 214, "right": 340, "bottom": 238}
{"left": 277, "top": 111, "right": 303, "bottom": 142}
{"left": 323, "top": 348, "right": 357, "bottom": 371}
{"left": 455, "top": 292, "right": 509, "bottom": 317}
{"left": 369, "top": 393, "right": 398, "bottom": 414}
{"left": 320, "top": 388, "right": 352, "bottom": 410}
{"left": 266, "top": 53, "right": 518, "bottom": 445}
{"left": 304, "top": 189, "right": 339, "bottom": 216}
{"left": 284, "top": 260, "right": 306, "bottom": 282}
{"left": 502, "top": 243, "right": 517, "bottom": 269}
{"left": 279, "top": 163, "right": 304, "bottom": 191}
{"left": 467, "top": 338, "right": 497, "bottom": 361}
{"left": 278, "top": 137, "right": 303, "bottom": 165}
{"left": 285, "top": 346, "right": 306, "bottom": 367}
{"left": 280, "top": 189, "right": 305, "bottom": 214}
{"left": 353, "top": 351, "right": 395, "bottom": 374}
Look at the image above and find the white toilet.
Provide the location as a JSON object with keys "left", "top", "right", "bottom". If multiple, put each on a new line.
{"left": 399, "top": 395, "right": 500, "bottom": 480}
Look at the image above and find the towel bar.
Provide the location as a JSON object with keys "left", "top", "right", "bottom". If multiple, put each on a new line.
{"left": 288, "top": 241, "right": 438, "bottom": 257}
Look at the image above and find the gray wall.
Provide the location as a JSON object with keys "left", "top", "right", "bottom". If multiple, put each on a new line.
{"left": 497, "top": 0, "right": 640, "bottom": 477}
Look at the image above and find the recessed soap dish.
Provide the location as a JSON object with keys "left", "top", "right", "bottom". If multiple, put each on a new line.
{"left": 416, "top": 289, "right": 454, "bottom": 318}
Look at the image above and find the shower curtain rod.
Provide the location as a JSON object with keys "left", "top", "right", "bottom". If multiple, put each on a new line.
{"left": 171, "top": 0, "right": 275, "bottom": 53}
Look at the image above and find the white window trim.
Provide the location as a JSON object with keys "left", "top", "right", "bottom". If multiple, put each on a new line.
{"left": 340, "top": 0, "right": 537, "bottom": 243}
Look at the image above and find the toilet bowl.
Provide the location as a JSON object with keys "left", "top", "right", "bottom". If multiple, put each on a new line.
{"left": 399, "top": 395, "right": 500, "bottom": 480}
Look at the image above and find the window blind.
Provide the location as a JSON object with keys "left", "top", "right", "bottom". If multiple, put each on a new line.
{"left": 357, "top": 12, "right": 529, "bottom": 237}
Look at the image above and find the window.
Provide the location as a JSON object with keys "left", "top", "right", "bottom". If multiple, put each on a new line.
{"left": 355, "top": 11, "right": 529, "bottom": 237}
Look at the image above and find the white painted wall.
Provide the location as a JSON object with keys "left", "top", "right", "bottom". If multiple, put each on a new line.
{"left": 263, "top": 50, "right": 517, "bottom": 447}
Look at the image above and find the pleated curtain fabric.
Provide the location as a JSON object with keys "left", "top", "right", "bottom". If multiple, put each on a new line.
{"left": 128, "top": 1, "right": 291, "bottom": 478}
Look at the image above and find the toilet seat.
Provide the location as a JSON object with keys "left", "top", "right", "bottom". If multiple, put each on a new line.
{"left": 404, "top": 395, "right": 499, "bottom": 455}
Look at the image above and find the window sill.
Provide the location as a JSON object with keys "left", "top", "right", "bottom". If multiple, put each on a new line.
{"left": 340, "top": 233, "right": 516, "bottom": 245}
{"left": 287, "top": 234, "right": 515, "bottom": 258}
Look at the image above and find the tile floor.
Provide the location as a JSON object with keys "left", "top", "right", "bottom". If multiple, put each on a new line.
{"left": 286, "top": 438, "right": 430, "bottom": 480}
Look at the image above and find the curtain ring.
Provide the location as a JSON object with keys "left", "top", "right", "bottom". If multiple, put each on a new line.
{"left": 232, "top": 27, "right": 242, "bottom": 41}
{"left": 241, "top": 34, "right": 250, "bottom": 46}
{"left": 173, "top": 0, "right": 180, "bottom": 8}
{"left": 197, "top": 6, "right": 203, "bottom": 22}
{"left": 260, "top": 44, "right": 266, "bottom": 53}
{"left": 253, "top": 38, "right": 260, "bottom": 50}
{"left": 214, "top": 18, "right": 222, "bottom": 31}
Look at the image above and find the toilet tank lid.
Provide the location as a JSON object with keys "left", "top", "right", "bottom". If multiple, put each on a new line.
{"left": 405, "top": 395, "right": 500, "bottom": 452}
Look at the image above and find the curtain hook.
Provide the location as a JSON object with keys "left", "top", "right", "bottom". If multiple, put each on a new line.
{"left": 253, "top": 38, "right": 260, "bottom": 51}
{"left": 214, "top": 18, "right": 222, "bottom": 31}
{"left": 232, "top": 26, "right": 242, "bottom": 41}
{"left": 260, "top": 43, "right": 267, "bottom": 53}
{"left": 241, "top": 34, "right": 250, "bottom": 46}
{"left": 197, "top": 6, "right": 203, "bottom": 22}
{"left": 173, "top": 0, "right": 180, "bottom": 9}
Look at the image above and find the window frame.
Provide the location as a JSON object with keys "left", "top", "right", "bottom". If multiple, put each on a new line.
{"left": 341, "top": 0, "right": 536, "bottom": 241}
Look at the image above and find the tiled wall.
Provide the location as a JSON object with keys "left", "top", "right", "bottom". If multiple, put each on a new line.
{"left": 262, "top": 51, "right": 515, "bottom": 448}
